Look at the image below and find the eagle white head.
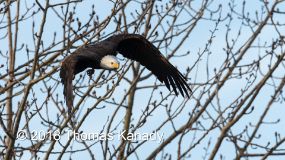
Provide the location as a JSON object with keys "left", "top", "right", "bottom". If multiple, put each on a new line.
{"left": 100, "top": 55, "right": 120, "bottom": 70}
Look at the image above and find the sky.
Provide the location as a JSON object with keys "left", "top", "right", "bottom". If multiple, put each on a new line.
{"left": 1, "top": 0, "right": 285, "bottom": 159}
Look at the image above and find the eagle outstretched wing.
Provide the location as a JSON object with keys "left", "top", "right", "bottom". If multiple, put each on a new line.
{"left": 60, "top": 53, "right": 95, "bottom": 112}
{"left": 110, "top": 34, "right": 191, "bottom": 97}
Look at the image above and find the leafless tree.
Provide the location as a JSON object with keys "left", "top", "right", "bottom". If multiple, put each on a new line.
{"left": 1, "top": 0, "right": 285, "bottom": 159}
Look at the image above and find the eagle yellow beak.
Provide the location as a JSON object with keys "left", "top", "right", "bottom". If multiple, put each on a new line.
{"left": 113, "top": 62, "right": 120, "bottom": 69}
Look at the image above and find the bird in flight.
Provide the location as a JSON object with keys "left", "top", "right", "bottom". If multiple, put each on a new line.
{"left": 60, "top": 33, "right": 191, "bottom": 111}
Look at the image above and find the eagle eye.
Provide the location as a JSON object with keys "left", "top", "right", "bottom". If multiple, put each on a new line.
{"left": 111, "top": 62, "right": 114, "bottom": 64}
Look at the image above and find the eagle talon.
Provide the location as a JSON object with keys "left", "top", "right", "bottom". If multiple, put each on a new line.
{"left": 87, "top": 69, "right": 95, "bottom": 78}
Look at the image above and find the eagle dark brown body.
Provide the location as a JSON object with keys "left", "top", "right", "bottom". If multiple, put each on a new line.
{"left": 60, "top": 34, "right": 191, "bottom": 111}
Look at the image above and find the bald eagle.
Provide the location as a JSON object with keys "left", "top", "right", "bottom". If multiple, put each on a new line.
{"left": 60, "top": 34, "right": 191, "bottom": 110}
